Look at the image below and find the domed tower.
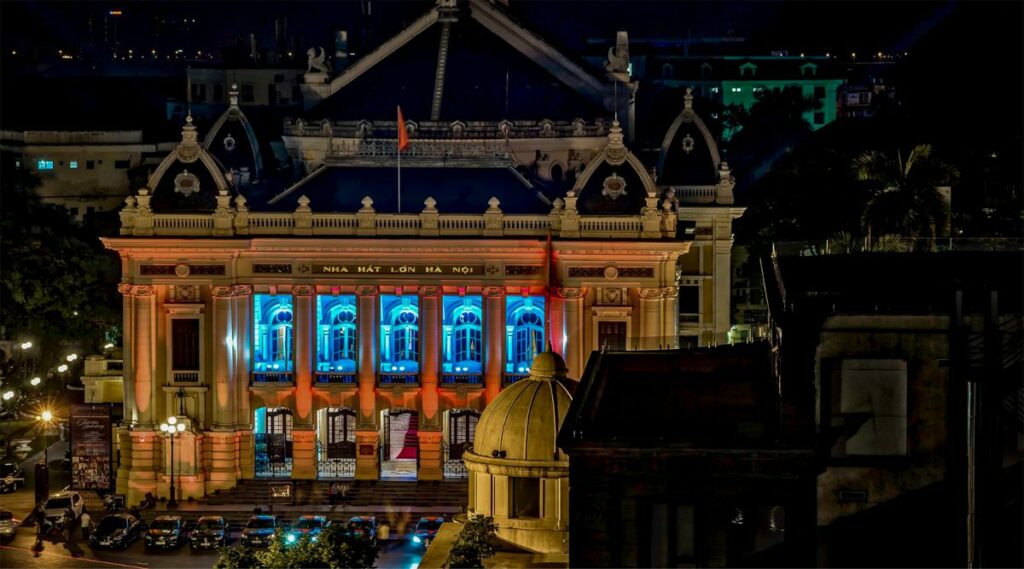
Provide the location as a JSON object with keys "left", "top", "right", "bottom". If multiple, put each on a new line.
{"left": 462, "top": 350, "right": 573, "bottom": 554}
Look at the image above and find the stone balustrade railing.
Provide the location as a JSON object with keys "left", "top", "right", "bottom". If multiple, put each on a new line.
{"left": 283, "top": 118, "right": 609, "bottom": 140}
{"left": 119, "top": 191, "right": 680, "bottom": 240}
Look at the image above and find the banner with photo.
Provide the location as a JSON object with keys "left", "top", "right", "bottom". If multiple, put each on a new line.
{"left": 70, "top": 404, "right": 113, "bottom": 491}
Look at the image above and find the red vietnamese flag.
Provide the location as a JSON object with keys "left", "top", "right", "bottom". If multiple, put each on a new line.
{"left": 397, "top": 106, "right": 410, "bottom": 151}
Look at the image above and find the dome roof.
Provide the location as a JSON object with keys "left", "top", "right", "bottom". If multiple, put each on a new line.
{"left": 473, "top": 351, "right": 573, "bottom": 462}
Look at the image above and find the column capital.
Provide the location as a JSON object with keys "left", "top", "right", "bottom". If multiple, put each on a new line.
{"left": 355, "top": 285, "right": 378, "bottom": 297}
{"left": 661, "top": 286, "right": 679, "bottom": 299}
{"left": 117, "top": 283, "right": 134, "bottom": 296}
{"left": 639, "top": 287, "right": 665, "bottom": 299}
{"left": 555, "top": 287, "right": 585, "bottom": 299}
{"left": 292, "top": 285, "right": 315, "bottom": 297}
{"left": 211, "top": 285, "right": 234, "bottom": 298}
{"left": 482, "top": 286, "right": 505, "bottom": 298}
{"left": 232, "top": 284, "right": 254, "bottom": 296}
{"left": 128, "top": 284, "right": 155, "bottom": 297}
{"left": 419, "top": 286, "right": 442, "bottom": 298}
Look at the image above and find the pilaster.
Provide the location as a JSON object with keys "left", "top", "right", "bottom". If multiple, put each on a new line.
{"left": 291, "top": 428, "right": 317, "bottom": 480}
{"left": 132, "top": 285, "right": 157, "bottom": 428}
{"left": 557, "top": 288, "right": 585, "bottom": 380}
{"left": 638, "top": 288, "right": 665, "bottom": 350}
{"left": 211, "top": 286, "right": 235, "bottom": 429}
{"left": 293, "top": 285, "right": 315, "bottom": 427}
{"left": 204, "top": 430, "right": 238, "bottom": 494}
{"left": 126, "top": 430, "right": 159, "bottom": 506}
{"left": 661, "top": 286, "right": 680, "bottom": 349}
{"left": 417, "top": 429, "right": 443, "bottom": 481}
{"left": 356, "top": 286, "right": 379, "bottom": 427}
{"left": 420, "top": 287, "right": 441, "bottom": 428}
{"left": 355, "top": 428, "right": 380, "bottom": 480}
{"left": 118, "top": 284, "right": 138, "bottom": 426}
{"left": 483, "top": 287, "right": 505, "bottom": 403}
{"left": 232, "top": 285, "right": 253, "bottom": 428}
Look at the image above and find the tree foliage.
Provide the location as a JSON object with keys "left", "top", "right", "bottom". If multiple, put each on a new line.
{"left": 213, "top": 526, "right": 379, "bottom": 569}
{"left": 448, "top": 515, "right": 498, "bottom": 569}
{"left": 0, "top": 156, "right": 121, "bottom": 368}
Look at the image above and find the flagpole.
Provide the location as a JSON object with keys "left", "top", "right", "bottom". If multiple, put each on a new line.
{"left": 398, "top": 146, "right": 402, "bottom": 213}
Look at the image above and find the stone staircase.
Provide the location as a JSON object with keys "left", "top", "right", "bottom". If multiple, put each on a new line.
{"left": 203, "top": 479, "right": 467, "bottom": 508}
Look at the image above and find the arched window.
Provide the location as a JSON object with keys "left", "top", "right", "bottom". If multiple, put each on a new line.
{"left": 254, "top": 294, "right": 295, "bottom": 372}
{"left": 661, "top": 62, "right": 674, "bottom": 81}
{"left": 443, "top": 295, "right": 483, "bottom": 374}
{"left": 380, "top": 295, "right": 420, "bottom": 373}
{"left": 453, "top": 309, "right": 482, "bottom": 364}
{"left": 331, "top": 308, "right": 357, "bottom": 362}
{"left": 505, "top": 296, "right": 545, "bottom": 374}
{"left": 270, "top": 308, "right": 293, "bottom": 363}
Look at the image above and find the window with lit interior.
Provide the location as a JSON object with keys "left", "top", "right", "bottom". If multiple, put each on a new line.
{"left": 254, "top": 294, "right": 294, "bottom": 372}
{"left": 443, "top": 295, "right": 482, "bottom": 374}
{"left": 380, "top": 295, "right": 419, "bottom": 373}
{"left": 317, "top": 295, "right": 357, "bottom": 373}
{"left": 505, "top": 296, "right": 545, "bottom": 374}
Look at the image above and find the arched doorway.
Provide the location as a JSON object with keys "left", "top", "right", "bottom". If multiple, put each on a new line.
{"left": 317, "top": 407, "right": 357, "bottom": 479}
{"left": 254, "top": 407, "right": 292, "bottom": 478}
{"left": 444, "top": 409, "right": 480, "bottom": 479}
{"left": 380, "top": 408, "right": 418, "bottom": 480}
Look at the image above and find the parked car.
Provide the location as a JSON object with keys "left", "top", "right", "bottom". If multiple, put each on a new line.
{"left": 145, "top": 515, "right": 185, "bottom": 549}
{"left": 241, "top": 515, "right": 277, "bottom": 547}
{"left": 190, "top": 515, "right": 227, "bottom": 550}
{"left": 287, "top": 515, "right": 327, "bottom": 545}
{"left": 43, "top": 491, "right": 83, "bottom": 526}
{"left": 412, "top": 516, "right": 444, "bottom": 547}
{"left": 0, "top": 508, "right": 19, "bottom": 543}
{"left": 90, "top": 513, "right": 144, "bottom": 549}
{"left": 0, "top": 463, "right": 25, "bottom": 493}
{"left": 344, "top": 516, "right": 377, "bottom": 545}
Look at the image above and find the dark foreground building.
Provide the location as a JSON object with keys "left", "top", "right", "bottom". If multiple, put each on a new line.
{"left": 765, "top": 251, "right": 1023, "bottom": 568}
{"left": 559, "top": 343, "right": 817, "bottom": 567}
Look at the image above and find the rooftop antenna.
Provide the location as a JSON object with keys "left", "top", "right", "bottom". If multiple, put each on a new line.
{"left": 186, "top": 66, "right": 192, "bottom": 116}
{"left": 613, "top": 79, "right": 618, "bottom": 123}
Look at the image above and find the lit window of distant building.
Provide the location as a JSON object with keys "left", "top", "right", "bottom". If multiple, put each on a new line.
{"left": 37, "top": 160, "right": 54, "bottom": 170}
{"left": 70, "top": 161, "right": 79, "bottom": 169}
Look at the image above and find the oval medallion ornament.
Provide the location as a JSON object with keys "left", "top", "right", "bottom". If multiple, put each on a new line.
{"left": 604, "top": 266, "right": 619, "bottom": 280}
{"left": 601, "top": 173, "right": 627, "bottom": 200}
{"left": 174, "top": 169, "right": 200, "bottom": 196}
{"left": 681, "top": 133, "right": 696, "bottom": 154}
{"left": 175, "top": 264, "right": 191, "bottom": 277}
{"left": 223, "top": 133, "right": 237, "bottom": 152}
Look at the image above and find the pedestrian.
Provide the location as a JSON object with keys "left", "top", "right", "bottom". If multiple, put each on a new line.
{"left": 329, "top": 482, "right": 338, "bottom": 505}
{"left": 80, "top": 511, "right": 91, "bottom": 541}
{"left": 64, "top": 508, "right": 74, "bottom": 544}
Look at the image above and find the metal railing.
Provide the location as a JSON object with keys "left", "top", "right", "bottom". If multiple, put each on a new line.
{"left": 442, "top": 440, "right": 468, "bottom": 479}
{"left": 316, "top": 440, "right": 356, "bottom": 479}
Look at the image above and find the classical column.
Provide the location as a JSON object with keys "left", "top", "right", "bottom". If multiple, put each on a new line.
{"left": 558, "top": 288, "right": 585, "bottom": 380}
{"left": 638, "top": 288, "right": 665, "bottom": 350}
{"left": 355, "top": 286, "right": 379, "bottom": 480}
{"left": 211, "top": 286, "right": 235, "bottom": 429}
{"left": 232, "top": 285, "right": 254, "bottom": 480}
{"left": 292, "top": 285, "right": 316, "bottom": 480}
{"left": 132, "top": 285, "right": 157, "bottom": 428}
{"left": 549, "top": 294, "right": 565, "bottom": 360}
{"left": 117, "top": 284, "right": 137, "bottom": 426}
{"left": 662, "top": 286, "right": 680, "bottom": 349}
{"left": 713, "top": 239, "right": 733, "bottom": 346}
{"left": 419, "top": 287, "right": 441, "bottom": 427}
{"left": 483, "top": 287, "right": 505, "bottom": 404}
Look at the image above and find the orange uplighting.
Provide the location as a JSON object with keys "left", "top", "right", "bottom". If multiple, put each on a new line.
{"left": 109, "top": 10, "right": 122, "bottom": 16}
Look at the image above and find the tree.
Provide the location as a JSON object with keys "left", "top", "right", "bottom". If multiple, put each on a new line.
{"left": 448, "top": 515, "right": 498, "bottom": 569}
{"left": 213, "top": 525, "right": 379, "bottom": 569}
{"left": 853, "top": 143, "right": 960, "bottom": 243}
{"left": 213, "top": 544, "right": 261, "bottom": 569}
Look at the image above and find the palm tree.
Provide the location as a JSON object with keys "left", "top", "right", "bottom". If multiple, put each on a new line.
{"left": 852, "top": 144, "right": 959, "bottom": 246}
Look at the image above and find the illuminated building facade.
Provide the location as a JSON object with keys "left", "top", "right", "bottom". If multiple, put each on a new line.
{"left": 103, "top": 0, "right": 743, "bottom": 503}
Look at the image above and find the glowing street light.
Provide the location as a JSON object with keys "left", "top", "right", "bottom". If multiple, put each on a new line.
{"left": 57, "top": 364, "right": 69, "bottom": 373}
{"left": 2, "top": 391, "right": 13, "bottom": 401}
{"left": 104, "top": 343, "right": 115, "bottom": 349}
{"left": 20, "top": 341, "right": 33, "bottom": 350}
{"left": 30, "top": 377, "right": 41, "bottom": 386}
{"left": 66, "top": 354, "right": 78, "bottom": 362}
{"left": 39, "top": 409, "right": 55, "bottom": 464}
{"left": 160, "top": 416, "right": 186, "bottom": 508}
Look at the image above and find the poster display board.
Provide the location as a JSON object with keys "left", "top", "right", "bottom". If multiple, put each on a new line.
{"left": 70, "top": 404, "right": 113, "bottom": 491}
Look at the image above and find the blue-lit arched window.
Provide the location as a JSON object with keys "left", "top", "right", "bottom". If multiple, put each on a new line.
{"left": 505, "top": 296, "right": 545, "bottom": 374}
{"left": 254, "top": 294, "right": 294, "bottom": 372}
{"left": 443, "top": 295, "right": 482, "bottom": 374}
{"left": 317, "top": 295, "right": 357, "bottom": 373}
{"left": 331, "top": 309, "right": 356, "bottom": 361}
{"left": 380, "top": 295, "right": 419, "bottom": 373}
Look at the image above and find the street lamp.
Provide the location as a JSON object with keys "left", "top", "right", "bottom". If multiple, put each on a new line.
{"left": 30, "top": 377, "right": 41, "bottom": 386}
{"left": 159, "top": 417, "right": 186, "bottom": 508}
{"left": 65, "top": 354, "right": 78, "bottom": 362}
{"left": 39, "top": 410, "right": 54, "bottom": 465}
{"left": 20, "top": 341, "right": 33, "bottom": 350}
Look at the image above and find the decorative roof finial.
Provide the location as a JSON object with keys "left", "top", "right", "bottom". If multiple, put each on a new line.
{"left": 181, "top": 112, "right": 199, "bottom": 146}
{"left": 684, "top": 87, "right": 694, "bottom": 111}
{"left": 229, "top": 83, "right": 239, "bottom": 108}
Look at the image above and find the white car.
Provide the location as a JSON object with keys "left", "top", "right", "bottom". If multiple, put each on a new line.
{"left": 43, "top": 491, "right": 83, "bottom": 525}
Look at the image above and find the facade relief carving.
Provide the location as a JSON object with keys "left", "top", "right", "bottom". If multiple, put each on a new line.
{"left": 639, "top": 287, "right": 665, "bottom": 299}
{"left": 419, "top": 286, "right": 442, "bottom": 297}
{"left": 482, "top": 286, "right": 505, "bottom": 298}
{"left": 556, "top": 288, "right": 585, "bottom": 299}
{"left": 355, "top": 285, "right": 379, "bottom": 297}
{"left": 210, "top": 285, "right": 234, "bottom": 298}
{"left": 292, "top": 285, "right": 315, "bottom": 296}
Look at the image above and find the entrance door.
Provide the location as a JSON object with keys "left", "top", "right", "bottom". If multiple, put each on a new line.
{"left": 598, "top": 321, "right": 628, "bottom": 351}
{"left": 444, "top": 409, "right": 479, "bottom": 478}
{"left": 255, "top": 407, "right": 293, "bottom": 478}
{"left": 380, "top": 409, "right": 418, "bottom": 480}
{"left": 318, "top": 408, "right": 356, "bottom": 479}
